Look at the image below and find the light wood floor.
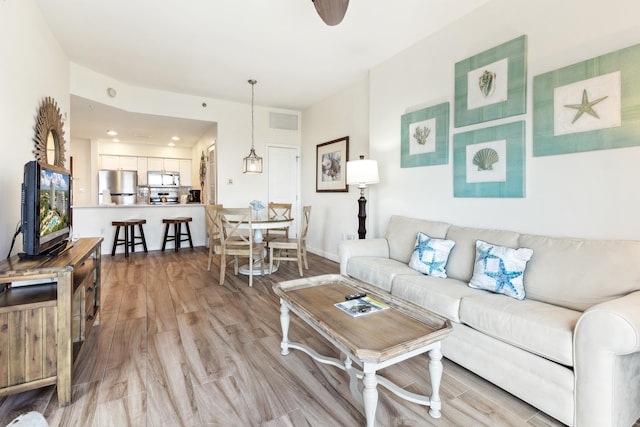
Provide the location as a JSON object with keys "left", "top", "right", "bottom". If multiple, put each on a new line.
{"left": 0, "top": 247, "right": 631, "bottom": 426}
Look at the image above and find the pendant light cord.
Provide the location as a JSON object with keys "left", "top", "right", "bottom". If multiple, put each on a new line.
{"left": 249, "top": 79, "right": 256, "bottom": 150}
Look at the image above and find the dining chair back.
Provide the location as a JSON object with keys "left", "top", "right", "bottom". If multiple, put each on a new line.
{"left": 265, "top": 202, "right": 292, "bottom": 242}
{"left": 205, "top": 204, "right": 223, "bottom": 271}
{"left": 269, "top": 205, "right": 311, "bottom": 277}
{"left": 217, "top": 207, "right": 265, "bottom": 287}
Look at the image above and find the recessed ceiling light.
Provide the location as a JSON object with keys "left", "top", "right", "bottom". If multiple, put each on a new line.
{"left": 171, "top": 136, "right": 180, "bottom": 141}
{"left": 107, "top": 130, "right": 118, "bottom": 136}
{"left": 168, "top": 142, "right": 175, "bottom": 147}
{"left": 112, "top": 138, "right": 120, "bottom": 142}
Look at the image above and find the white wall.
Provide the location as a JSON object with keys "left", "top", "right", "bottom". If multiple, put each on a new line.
{"left": 368, "top": 0, "right": 640, "bottom": 241}
{"left": 0, "top": 0, "right": 69, "bottom": 257}
{"left": 302, "top": 0, "right": 640, "bottom": 262}
{"left": 302, "top": 78, "right": 369, "bottom": 260}
{"left": 70, "top": 64, "right": 302, "bottom": 209}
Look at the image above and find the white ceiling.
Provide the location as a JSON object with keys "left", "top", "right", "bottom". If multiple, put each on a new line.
{"left": 37, "top": 0, "right": 490, "bottom": 146}
{"left": 70, "top": 95, "right": 216, "bottom": 148}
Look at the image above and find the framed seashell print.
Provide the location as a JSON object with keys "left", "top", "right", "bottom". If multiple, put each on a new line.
{"left": 316, "top": 136, "right": 349, "bottom": 192}
{"left": 533, "top": 42, "right": 640, "bottom": 156}
{"left": 453, "top": 121, "right": 525, "bottom": 197}
{"left": 454, "top": 35, "right": 527, "bottom": 127}
{"left": 401, "top": 102, "right": 449, "bottom": 168}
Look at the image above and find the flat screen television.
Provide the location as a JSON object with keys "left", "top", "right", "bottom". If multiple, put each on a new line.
{"left": 21, "top": 161, "right": 72, "bottom": 257}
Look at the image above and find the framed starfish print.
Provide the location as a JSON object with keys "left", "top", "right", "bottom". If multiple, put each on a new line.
{"left": 533, "top": 43, "right": 640, "bottom": 156}
{"left": 454, "top": 35, "right": 527, "bottom": 127}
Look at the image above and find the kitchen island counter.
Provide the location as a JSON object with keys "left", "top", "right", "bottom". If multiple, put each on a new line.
{"left": 73, "top": 204, "right": 206, "bottom": 255}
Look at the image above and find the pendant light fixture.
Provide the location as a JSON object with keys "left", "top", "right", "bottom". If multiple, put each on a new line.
{"left": 243, "top": 79, "right": 263, "bottom": 174}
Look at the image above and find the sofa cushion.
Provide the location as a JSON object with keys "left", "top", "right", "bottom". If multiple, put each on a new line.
{"left": 459, "top": 293, "right": 581, "bottom": 366}
{"left": 391, "top": 274, "right": 482, "bottom": 322}
{"left": 445, "top": 225, "right": 521, "bottom": 282}
{"left": 385, "top": 216, "right": 449, "bottom": 264}
{"left": 346, "top": 257, "right": 420, "bottom": 292}
{"left": 408, "top": 232, "right": 455, "bottom": 278}
{"left": 468, "top": 240, "right": 533, "bottom": 300}
{"left": 520, "top": 234, "right": 640, "bottom": 311}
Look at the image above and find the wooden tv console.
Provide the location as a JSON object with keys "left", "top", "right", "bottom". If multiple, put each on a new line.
{"left": 0, "top": 237, "right": 103, "bottom": 406}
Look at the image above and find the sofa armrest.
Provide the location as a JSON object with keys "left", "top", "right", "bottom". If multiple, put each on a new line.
{"left": 573, "top": 290, "right": 640, "bottom": 427}
{"left": 338, "top": 238, "right": 389, "bottom": 275}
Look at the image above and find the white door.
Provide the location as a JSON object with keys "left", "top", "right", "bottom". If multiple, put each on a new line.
{"left": 268, "top": 145, "right": 300, "bottom": 237}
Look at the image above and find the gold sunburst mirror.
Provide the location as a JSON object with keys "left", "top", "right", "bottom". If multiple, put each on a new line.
{"left": 33, "top": 96, "right": 66, "bottom": 167}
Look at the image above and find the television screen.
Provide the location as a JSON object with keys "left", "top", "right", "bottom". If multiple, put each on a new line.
{"left": 22, "top": 161, "right": 72, "bottom": 256}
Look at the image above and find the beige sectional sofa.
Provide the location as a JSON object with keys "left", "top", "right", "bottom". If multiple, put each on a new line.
{"left": 338, "top": 215, "right": 640, "bottom": 426}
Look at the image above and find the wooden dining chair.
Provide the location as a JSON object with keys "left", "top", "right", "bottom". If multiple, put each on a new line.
{"left": 205, "top": 204, "right": 223, "bottom": 271}
{"left": 217, "top": 207, "right": 265, "bottom": 287}
{"left": 264, "top": 202, "right": 292, "bottom": 243}
{"left": 269, "top": 206, "right": 311, "bottom": 277}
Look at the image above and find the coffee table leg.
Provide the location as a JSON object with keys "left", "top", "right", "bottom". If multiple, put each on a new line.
{"left": 427, "top": 345, "right": 443, "bottom": 418}
{"left": 362, "top": 367, "right": 378, "bottom": 427}
{"left": 279, "top": 299, "right": 290, "bottom": 356}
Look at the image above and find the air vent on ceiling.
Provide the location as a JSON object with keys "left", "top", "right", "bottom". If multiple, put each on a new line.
{"left": 269, "top": 112, "right": 298, "bottom": 131}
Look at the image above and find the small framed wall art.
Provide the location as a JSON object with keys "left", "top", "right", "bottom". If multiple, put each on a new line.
{"left": 401, "top": 102, "right": 450, "bottom": 168}
{"left": 316, "top": 136, "right": 349, "bottom": 192}
{"left": 454, "top": 35, "right": 528, "bottom": 127}
{"left": 453, "top": 121, "right": 525, "bottom": 198}
{"left": 533, "top": 43, "right": 640, "bottom": 156}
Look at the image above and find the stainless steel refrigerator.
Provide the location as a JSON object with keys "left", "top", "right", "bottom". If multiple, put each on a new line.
{"left": 98, "top": 169, "right": 138, "bottom": 205}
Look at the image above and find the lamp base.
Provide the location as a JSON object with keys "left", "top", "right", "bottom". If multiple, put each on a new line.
{"left": 357, "top": 195, "right": 367, "bottom": 239}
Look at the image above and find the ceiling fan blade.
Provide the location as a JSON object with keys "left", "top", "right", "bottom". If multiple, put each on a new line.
{"left": 313, "top": 0, "right": 349, "bottom": 26}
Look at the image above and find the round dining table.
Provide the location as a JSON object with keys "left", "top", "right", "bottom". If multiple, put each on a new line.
{"left": 236, "top": 217, "right": 293, "bottom": 275}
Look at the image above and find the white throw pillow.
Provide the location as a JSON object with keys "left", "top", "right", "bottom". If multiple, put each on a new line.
{"left": 408, "top": 232, "right": 455, "bottom": 278}
{"left": 469, "top": 240, "right": 533, "bottom": 300}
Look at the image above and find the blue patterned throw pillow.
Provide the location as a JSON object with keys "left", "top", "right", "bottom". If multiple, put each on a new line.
{"left": 469, "top": 240, "right": 533, "bottom": 300}
{"left": 408, "top": 232, "right": 455, "bottom": 278}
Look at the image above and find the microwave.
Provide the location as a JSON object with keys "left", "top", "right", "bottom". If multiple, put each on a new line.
{"left": 148, "top": 171, "right": 180, "bottom": 186}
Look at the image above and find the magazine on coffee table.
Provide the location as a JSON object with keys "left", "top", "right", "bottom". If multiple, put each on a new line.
{"left": 334, "top": 296, "right": 390, "bottom": 318}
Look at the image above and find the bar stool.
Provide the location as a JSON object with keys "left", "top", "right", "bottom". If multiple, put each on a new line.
{"left": 161, "top": 217, "right": 194, "bottom": 252}
{"left": 111, "top": 219, "right": 148, "bottom": 257}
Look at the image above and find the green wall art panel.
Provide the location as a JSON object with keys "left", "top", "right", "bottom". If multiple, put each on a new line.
{"left": 401, "top": 102, "right": 449, "bottom": 168}
{"left": 454, "top": 35, "right": 527, "bottom": 127}
{"left": 533, "top": 43, "right": 640, "bottom": 156}
{"left": 453, "top": 121, "right": 525, "bottom": 198}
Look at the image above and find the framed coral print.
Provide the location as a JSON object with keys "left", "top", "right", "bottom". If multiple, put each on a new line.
{"left": 533, "top": 43, "right": 640, "bottom": 156}
{"left": 453, "top": 121, "right": 525, "bottom": 198}
{"left": 316, "top": 136, "right": 349, "bottom": 192}
{"left": 401, "top": 102, "right": 449, "bottom": 168}
{"left": 454, "top": 35, "right": 527, "bottom": 127}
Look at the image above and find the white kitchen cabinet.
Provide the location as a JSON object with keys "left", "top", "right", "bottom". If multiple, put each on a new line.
{"left": 163, "top": 158, "right": 180, "bottom": 172}
{"left": 147, "top": 157, "right": 180, "bottom": 172}
{"left": 147, "top": 157, "right": 163, "bottom": 171}
{"left": 179, "top": 159, "right": 192, "bottom": 186}
{"left": 100, "top": 155, "right": 137, "bottom": 170}
{"left": 137, "top": 157, "right": 148, "bottom": 185}
{"left": 100, "top": 155, "right": 119, "bottom": 170}
{"left": 119, "top": 156, "right": 138, "bottom": 170}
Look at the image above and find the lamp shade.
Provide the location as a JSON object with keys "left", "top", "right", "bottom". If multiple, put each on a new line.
{"left": 347, "top": 157, "right": 379, "bottom": 187}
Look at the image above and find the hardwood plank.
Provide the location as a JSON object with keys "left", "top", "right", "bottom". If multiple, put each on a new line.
{"left": 146, "top": 329, "right": 199, "bottom": 427}
{"left": 92, "top": 391, "right": 146, "bottom": 427}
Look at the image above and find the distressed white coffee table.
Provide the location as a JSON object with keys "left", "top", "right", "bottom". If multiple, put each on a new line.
{"left": 272, "top": 274, "right": 452, "bottom": 426}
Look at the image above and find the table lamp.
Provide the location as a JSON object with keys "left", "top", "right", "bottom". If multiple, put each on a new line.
{"left": 347, "top": 155, "right": 379, "bottom": 239}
